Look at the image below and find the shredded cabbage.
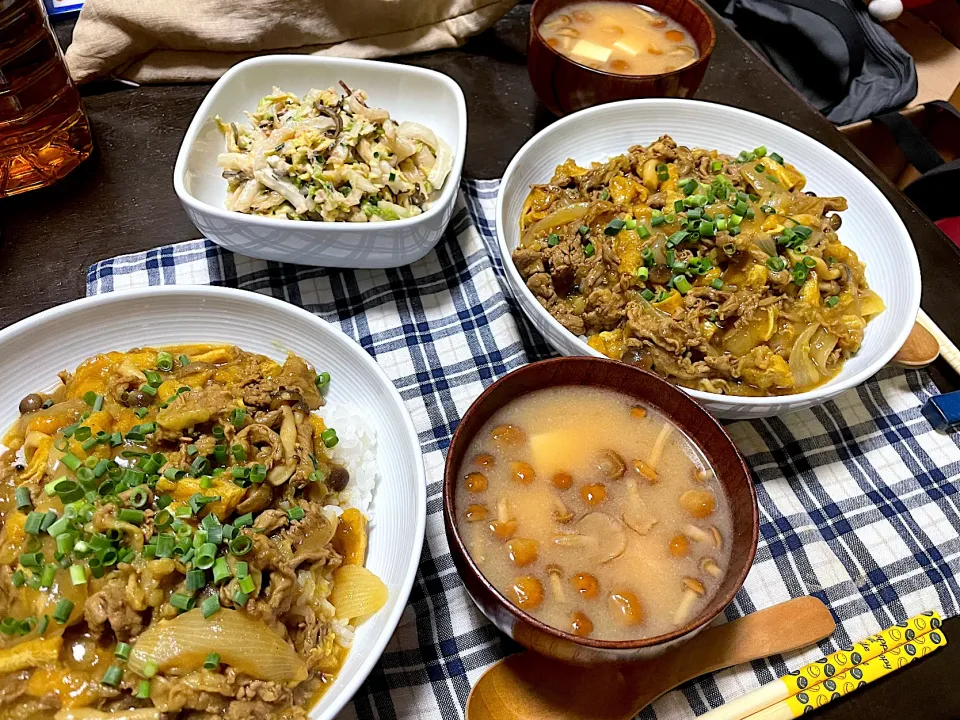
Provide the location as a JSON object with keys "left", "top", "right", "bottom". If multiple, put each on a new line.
{"left": 216, "top": 85, "right": 453, "bottom": 223}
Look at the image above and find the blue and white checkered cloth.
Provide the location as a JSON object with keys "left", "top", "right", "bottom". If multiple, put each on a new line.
{"left": 87, "top": 180, "right": 960, "bottom": 719}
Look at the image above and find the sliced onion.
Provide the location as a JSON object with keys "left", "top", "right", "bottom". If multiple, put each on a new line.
{"left": 520, "top": 203, "right": 590, "bottom": 245}
{"left": 789, "top": 322, "right": 822, "bottom": 390}
{"left": 128, "top": 609, "right": 306, "bottom": 683}
{"left": 859, "top": 289, "right": 886, "bottom": 316}
{"left": 329, "top": 565, "right": 388, "bottom": 621}
{"left": 810, "top": 327, "right": 839, "bottom": 375}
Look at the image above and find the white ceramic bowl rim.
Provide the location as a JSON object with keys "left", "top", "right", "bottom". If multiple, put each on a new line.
{"left": 0, "top": 285, "right": 426, "bottom": 719}
{"left": 173, "top": 54, "right": 467, "bottom": 233}
{"left": 496, "top": 98, "right": 921, "bottom": 408}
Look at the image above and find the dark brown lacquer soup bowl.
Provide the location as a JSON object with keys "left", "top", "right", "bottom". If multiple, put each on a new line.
{"left": 443, "top": 357, "right": 757, "bottom": 665}
{"left": 528, "top": 0, "right": 716, "bottom": 116}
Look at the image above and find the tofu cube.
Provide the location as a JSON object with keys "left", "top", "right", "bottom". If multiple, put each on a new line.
{"left": 571, "top": 40, "right": 613, "bottom": 64}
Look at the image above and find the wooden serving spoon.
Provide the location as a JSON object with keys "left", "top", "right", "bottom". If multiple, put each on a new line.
{"left": 892, "top": 322, "right": 940, "bottom": 368}
{"left": 465, "top": 597, "right": 835, "bottom": 720}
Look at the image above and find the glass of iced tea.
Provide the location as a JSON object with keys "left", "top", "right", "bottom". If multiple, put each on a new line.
{"left": 0, "top": 0, "right": 92, "bottom": 198}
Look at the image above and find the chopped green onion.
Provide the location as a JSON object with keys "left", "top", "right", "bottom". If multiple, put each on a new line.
{"left": 288, "top": 506, "right": 305, "bottom": 521}
{"left": 139, "top": 384, "right": 157, "bottom": 397}
{"left": 229, "top": 535, "right": 253, "bottom": 556}
{"left": 673, "top": 276, "right": 693, "bottom": 295}
{"left": 698, "top": 220, "right": 715, "bottom": 237}
{"left": 117, "top": 508, "right": 145, "bottom": 525}
{"left": 235, "top": 513, "right": 254, "bottom": 528}
{"left": 134, "top": 407, "right": 149, "bottom": 419}
{"left": 102, "top": 665, "right": 123, "bottom": 687}
{"left": 578, "top": 224, "right": 589, "bottom": 236}
{"left": 766, "top": 257, "right": 786, "bottom": 272}
{"left": 635, "top": 267, "right": 649, "bottom": 282}
{"left": 624, "top": 218, "right": 637, "bottom": 230}
{"left": 186, "top": 568, "right": 206, "bottom": 591}
{"left": 770, "top": 152, "right": 784, "bottom": 164}
{"left": 37, "top": 614, "right": 50, "bottom": 635}
{"left": 679, "top": 178, "right": 698, "bottom": 196}
{"left": 238, "top": 574, "right": 256, "bottom": 594}
{"left": 115, "top": 642, "right": 132, "bottom": 661}
{"left": 61, "top": 453, "right": 81, "bottom": 472}
{"left": 201, "top": 596, "right": 221, "bottom": 618}
{"left": 144, "top": 370, "right": 163, "bottom": 388}
{"left": 70, "top": 565, "right": 87, "bottom": 586}
{"left": 143, "top": 661, "right": 158, "bottom": 678}
{"left": 24, "top": 511, "right": 44, "bottom": 535}
{"left": 636, "top": 224, "right": 650, "bottom": 239}
{"left": 74, "top": 426, "right": 92, "bottom": 441}
{"left": 711, "top": 160, "right": 723, "bottom": 172}
{"left": 155, "top": 534, "right": 175, "bottom": 558}
{"left": 641, "top": 289, "right": 655, "bottom": 302}
{"left": 163, "top": 467, "right": 186, "bottom": 481}
{"left": 15, "top": 486, "right": 32, "bottom": 512}
{"left": 665, "top": 230, "right": 688, "bottom": 248}
{"left": 710, "top": 278, "right": 724, "bottom": 290}
{"left": 11, "top": 570, "right": 25, "bottom": 588}
{"left": 156, "top": 351, "right": 174, "bottom": 371}
{"left": 603, "top": 218, "right": 626, "bottom": 236}
{"left": 547, "top": 233, "right": 560, "bottom": 247}
{"left": 56, "top": 533, "right": 75, "bottom": 555}
{"left": 170, "top": 593, "right": 194, "bottom": 611}
{"left": 39, "top": 564, "right": 56, "bottom": 588}
{"left": 320, "top": 429, "right": 338, "bottom": 449}
{"left": 235, "top": 561, "right": 249, "bottom": 578}
{"left": 826, "top": 296, "right": 840, "bottom": 308}
{"left": 53, "top": 598, "right": 74, "bottom": 623}
{"left": 232, "top": 589, "right": 250, "bottom": 607}
{"left": 204, "top": 652, "right": 221, "bottom": 670}
{"left": 212, "top": 557, "right": 232, "bottom": 584}
{"left": 583, "top": 243, "right": 595, "bottom": 258}
{"left": 137, "top": 679, "right": 152, "bottom": 699}
{"left": 19, "top": 551, "right": 43, "bottom": 568}
{"left": 650, "top": 214, "right": 665, "bottom": 227}
{"left": 231, "top": 444, "right": 247, "bottom": 463}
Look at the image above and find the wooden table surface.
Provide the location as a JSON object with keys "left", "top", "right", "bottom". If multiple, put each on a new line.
{"left": 1, "top": 4, "right": 959, "bottom": 718}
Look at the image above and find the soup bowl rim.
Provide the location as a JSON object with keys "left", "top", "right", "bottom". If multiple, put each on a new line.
{"left": 443, "top": 356, "right": 758, "bottom": 650}
{"left": 528, "top": 0, "right": 717, "bottom": 82}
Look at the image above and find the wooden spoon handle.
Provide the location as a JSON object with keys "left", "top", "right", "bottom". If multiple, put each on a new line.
{"left": 620, "top": 597, "right": 835, "bottom": 713}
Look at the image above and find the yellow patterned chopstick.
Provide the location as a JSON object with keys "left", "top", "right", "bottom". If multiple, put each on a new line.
{"left": 744, "top": 626, "right": 947, "bottom": 720}
{"left": 700, "top": 611, "right": 944, "bottom": 720}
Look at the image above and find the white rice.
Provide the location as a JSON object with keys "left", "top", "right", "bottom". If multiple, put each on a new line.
{"left": 319, "top": 403, "right": 378, "bottom": 516}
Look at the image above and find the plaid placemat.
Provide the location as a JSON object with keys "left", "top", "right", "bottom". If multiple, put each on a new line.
{"left": 87, "top": 179, "right": 960, "bottom": 719}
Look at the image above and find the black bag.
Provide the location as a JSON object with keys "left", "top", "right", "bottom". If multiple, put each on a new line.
{"left": 873, "top": 101, "right": 960, "bottom": 224}
{"left": 709, "top": 0, "right": 918, "bottom": 125}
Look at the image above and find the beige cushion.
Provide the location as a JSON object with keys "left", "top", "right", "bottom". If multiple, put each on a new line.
{"left": 65, "top": 0, "right": 517, "bottom": 84}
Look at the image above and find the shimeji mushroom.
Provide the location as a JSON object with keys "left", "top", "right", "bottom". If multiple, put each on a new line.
{"left": 552, "top": 512, "right": 627, "bottom": 564}
{"left": 545, "top": 564, "right": 566, "bottom": 602}
{"left": 674, "top": 577, "right": 706, "bottom": 625}
{"left": 684, "top": 524, "right": 724, "bottom": 550}
{"left": 553, "top": 495, "right": 575, "bottom": 524}
{"left": 596, "top": 449, "right": 626, "bottom": 480}
{"left": 623, "top": 477, "right": 658, "bottom": 535}
{"left": 700, "top": 557, "right": 723, "bottom": 578}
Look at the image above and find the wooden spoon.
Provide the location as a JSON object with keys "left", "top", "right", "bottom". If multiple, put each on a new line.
{"left": 465, "top": 596, "right": 834, "bottom": 720}
{"left": 892, "top": 322, "right": 940, "bottom": 368}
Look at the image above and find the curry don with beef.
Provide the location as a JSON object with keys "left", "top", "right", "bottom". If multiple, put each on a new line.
{"left": 513, "top": 136, "right": 885, "bottom": 396}
{"left": 0, "top": 345, "right": 386, "bottom": 720}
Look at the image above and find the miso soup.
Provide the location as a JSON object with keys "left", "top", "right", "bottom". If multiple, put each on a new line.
{"left": 454, "top": 386, "right": 732, "bottom": 641}
{"left": 539, "top": 2, "right": 700, "bottom": 76}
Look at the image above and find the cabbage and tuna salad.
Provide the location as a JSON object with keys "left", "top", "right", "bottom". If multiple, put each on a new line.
{"left": 216, "top": 82, "right": 454, "bottom": 222}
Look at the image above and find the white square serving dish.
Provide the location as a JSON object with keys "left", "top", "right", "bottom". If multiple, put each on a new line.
{"left": 174, "top": 55, "right": 467, "bottom": 268}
